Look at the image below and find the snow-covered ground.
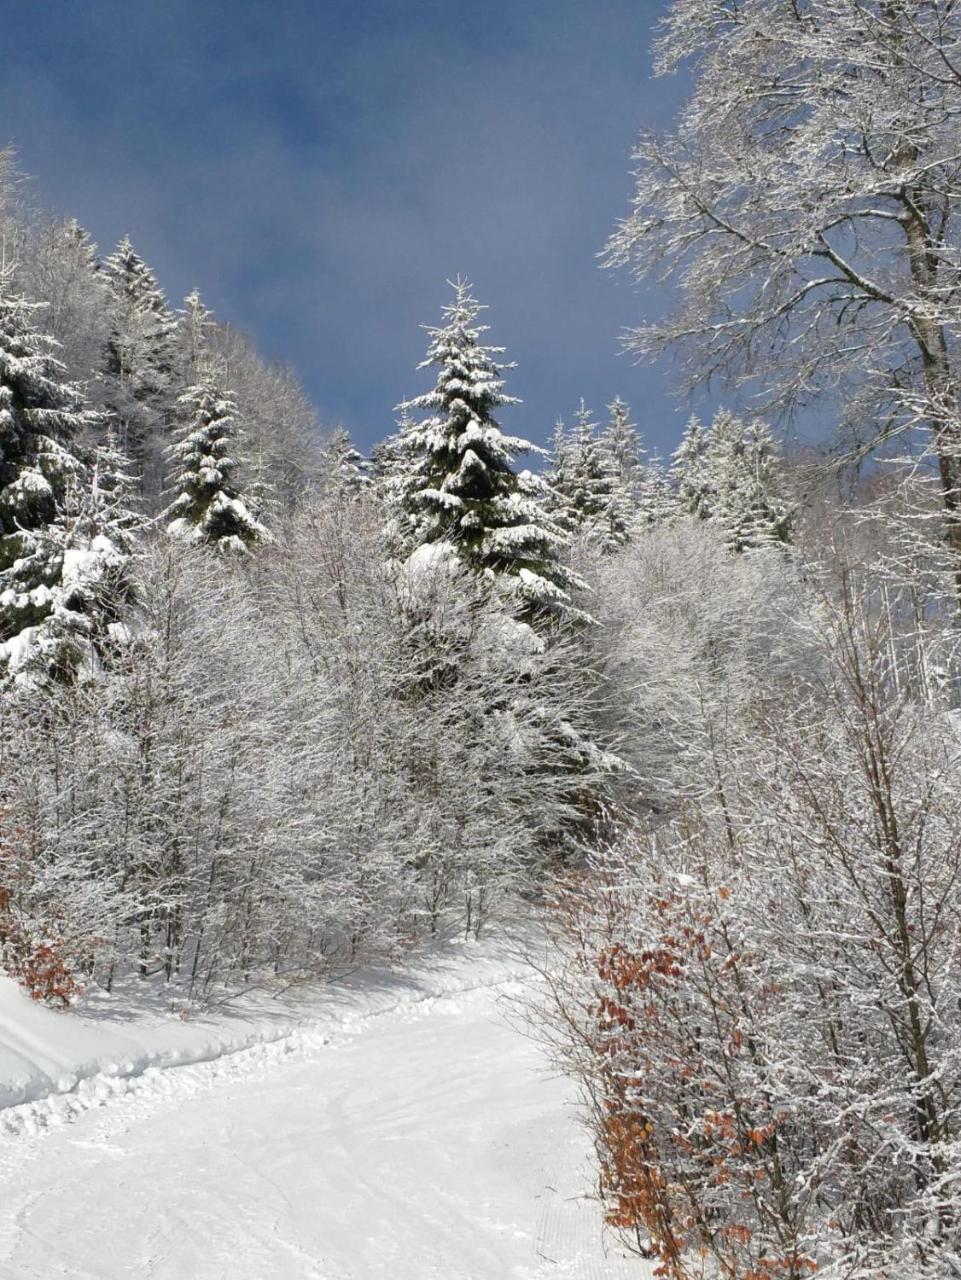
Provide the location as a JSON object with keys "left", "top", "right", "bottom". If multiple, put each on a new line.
{"left": 0, "top": 943, "right": 647, "bottom": 1278}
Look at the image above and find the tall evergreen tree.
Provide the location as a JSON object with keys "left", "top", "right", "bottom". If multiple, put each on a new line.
{"left": 40, "top": 220, "right": 102, "bottom": 331}
{"left": 326, "top": 426, "right": 369, "bottom": 498}
{"left": 671, "top": 415, "right": 716, "bottom": 519}
{"left": 671, "top": 410, "right": 792, "bottom": 551}
{"left": 0, "top": 282, "right": 117, "bottom": 680}
{"left": 544, "top": 417, "right": 579, "bottom": 535}
{"left": 100, "top": 237, "right": 178, "bottom": 503}
{"left": 603, "top": 397, "right": 643, "bottom": 485}
{"left": 552, "top": 401, "right": 628, "bottom": 553}
{"left": 177, "top": 289, "right": 214, "bottom": 384}
{"left": 243, "top": 438, "right": 281, "bottom": 531}
{"left": 603, "top": 401, "right": 643, "bottom": 549}
{"left": 369, "top": 434, "right": 402, "bottom": 491}
{"left": 391, "top": 280, "right": 582, "bottom": 620}
{"left": 633, "top": 453, "right": 678, "bottom": 531}
{"left": 86, "top": 425, "right": 146, "bottom": 553}
{"left": 711, "top": 413, "right": 793, "bottom": 552}
{"left": 165, "top": 382, "right": 268, "bottom": 554}
{"left": 56, "top": 429, "right": 140, "bottom": 657}
{"left": 61, "top": 218, "right": 98, "bottom": 268}
{"left": 371, "top": 408, "right": 412, "bottom": 494}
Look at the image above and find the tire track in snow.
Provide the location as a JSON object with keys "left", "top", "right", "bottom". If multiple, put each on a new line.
{"left": 528, "top": 1165, "right": 647, "bottom": 1278}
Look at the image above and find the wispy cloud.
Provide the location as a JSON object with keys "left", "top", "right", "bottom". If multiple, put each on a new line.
{"left": 1, "top": 0, "right": 706, "bottom": 453}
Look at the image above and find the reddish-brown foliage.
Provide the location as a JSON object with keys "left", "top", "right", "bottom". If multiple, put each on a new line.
{"left": 0, "top": 810, "right": 86, "bottom": 1009}
{"left": 553, "top": 873, "right": 817, "bottom": 1280}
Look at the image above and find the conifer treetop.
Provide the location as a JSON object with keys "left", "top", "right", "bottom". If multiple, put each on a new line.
{"left": 326, "top": 426, "right": 370, "bottom": 497}
{"left": 399, "top": 278, "right": 528, "bottom": 463}
{"left": 605, "top": 396, "right": 642, "bottom": 461}
{"left": 100, "top": 236, "right": 178, "bottom": 402}
{"left": 60, "top": 219, "right": 99, "bottom": 270}
{"left": 633, "top": 452, "right": 678, "bottom": 531}
{"left": 712, "top": 413, "right": 793, "bottom": 552}
{"left": 670, "top": 409, "right": 793, "bottom": 552}
{"left": 85, "top": 425, "right": 146, "bottom": 553}
{"left": 547, "top": 401, "right": 628, "bottom": 552}
{"left": 101, "top": 237, "right": 172, "bottom": 318}
{"left": 391, "top": 280, "right": 586, "bottom": 620}
{"left": 165, "top": 380, "right": 268, "bottom": 555}
{"left": 671, "top": 415, "right": 716, "bottom": 520}
{"left": 543, "top": 417, "right": 579, "bottom": 535}
{"left": 178, "top": 289, "right": 214, "bottom": 380}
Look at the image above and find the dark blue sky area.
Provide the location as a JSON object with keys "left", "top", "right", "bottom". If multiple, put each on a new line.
{"left": 2, "top": 0, "right": 706, "bottom": 455}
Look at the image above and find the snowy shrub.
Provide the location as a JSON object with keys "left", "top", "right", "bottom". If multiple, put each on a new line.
{"left": 541, "top": 572, "right": 961, "bottom": 1279}
{"left": 0, "top": 809, "right": 88, "bottom": 1008}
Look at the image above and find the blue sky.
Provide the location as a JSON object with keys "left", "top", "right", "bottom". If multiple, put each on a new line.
{"left": 2, "top": 0, "right": 702, "bottom": 455}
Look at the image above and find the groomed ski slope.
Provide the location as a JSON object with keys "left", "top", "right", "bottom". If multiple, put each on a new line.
{"left": 0, "top": 945, "right": 647, "bottom": 1279}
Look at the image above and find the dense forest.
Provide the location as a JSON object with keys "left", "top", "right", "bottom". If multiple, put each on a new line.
{"left": 0, "top": 149, "right": 799, "bottom": 1000}
{"left": 3, "top": 0, "right": 961, "bottom": 1272}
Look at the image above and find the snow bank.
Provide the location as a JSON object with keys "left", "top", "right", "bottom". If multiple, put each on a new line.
{"left": 0, "top": 938, "right": 526, "bottom": 1138}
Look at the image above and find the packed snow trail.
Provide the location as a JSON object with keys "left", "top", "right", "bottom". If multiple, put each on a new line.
{"left": 0, "top": 971, "right": 645, "bottom": 1279}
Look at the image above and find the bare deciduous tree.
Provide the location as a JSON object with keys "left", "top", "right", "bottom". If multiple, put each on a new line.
{"left": 608, "top": 0, "right": 961, "bottom": 581}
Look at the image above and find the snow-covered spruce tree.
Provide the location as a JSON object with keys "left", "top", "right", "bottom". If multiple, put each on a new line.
{"left": 100, "top": 237, "right": 178, "bottom": 504}
{"left": 184, "top": 303, "right": 285, "bottom": 533}
{"left": 370, "top": 413, "right": 423, "bottom": 559}
{"left": 633, "top": 454, "right": 678, "bottom": 531}
{"left": 0, "top": 281, "right": 118, "bottom": 681}
{"left": 554, "top": 401, "right": 629, "bottom": 553}
{"left": 711, "top": 412, "right": 793, "bottom": 552}
{"left": 242, "top": 440, "right": 282, "bottom": 533}
{"left": 169, "top": 292, "right": 283, "bottom": 530}
{"left": 206, "top": 322, "right": 326, "bottom": 515}
{"left": 370, "top": 409, "right": 412, "bottom": 497}
{"left": 0, "top": 150, "right": 28, "bottom": 275}
{"left": 369, "top": 433, "right": 402, "bottom": 492}
{"left": 51, "top": 426, "right": 143, "bottom": 656}
{"left": 670, "top": 415, "right": 715, "bottom": 520}
{"left": 603, "top": 397, "right": 642, "bottom": 486}
{"left": 176, "top": 289, "right": 214, "bottom": 385}
{"left": 325, "top": 426, "right": 369, "bottom": 498}
{"left": 604, "top": 397, "right": 652, "bottom": 539}
{"left": 391, "top": 280, "right": 583, "bottom": 621}
{"left": 165, "top": 381, "right": 268, "bottom": 553}
{"left": 673, "top": 410, "right": 792, "bottom": 552}
{"left": 543, "top": 417, "right": 580, "bottom": 535}
{"left": 60, "top": 218, "right": 97, "bottom": 272}
{"left": 603, "top": 403, "right": 641, "bottom": 547}
{"left": 87, "top": 425, "right": 145, "bottom": 551}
